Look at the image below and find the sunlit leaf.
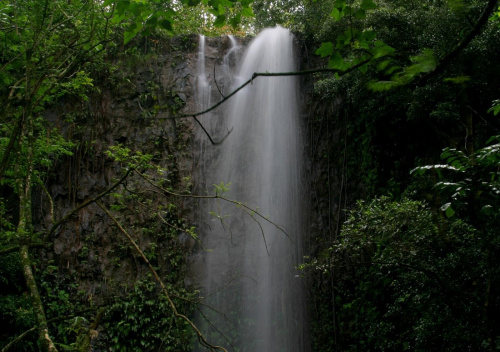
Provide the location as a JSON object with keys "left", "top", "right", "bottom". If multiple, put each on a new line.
{"left": 241, "top": 7, "right": 254, "bottom": 17}
{"left": 488, "top": 100, "right": 500, "bottom": 115}
{"left": 315, "top": 42, "right": 333, "bottom": 58}
{"left": 441, "top": 203, "right": 455, "bottom": 218}
{"left": 331, "top": 8, "right": 342, "bottom": 21}
{"left": 124, "top": 23, "right": 141, "bottom": 44}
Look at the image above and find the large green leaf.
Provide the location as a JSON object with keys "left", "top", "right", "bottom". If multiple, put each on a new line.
{"left": 315, "top": 42, "right": 333, "bottom": 58}
{"left": 214, "top": 14, "right": 226, "bottom": 27}
{"left": 241, "top": 7, "right": 254, "bottom": 17}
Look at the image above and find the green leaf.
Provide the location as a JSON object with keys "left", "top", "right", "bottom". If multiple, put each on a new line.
{"left": 124, "top": 23, "right": 140, "bottom": 44}
{"left": 441, "top": 203, "right": 455, "bottom": 218}
{"left": 333, "top": 0, "right": 346, "bottom": 8}
{"left": 329, "top": 52, "right": 343, "bottom": 68}
{"left": 230, "top": 14, "right": 241, "bottom": 27}
{"left": 385, "top": 65, "right": 402, "bottom": 75}
{"left": 360, "top": 0, "right": 377, "bottom": 10}
{"left": 330, "top": 8, "right": 342, "bottom": 21}
{"left": 161, "top": 9, "right": 176, "bottom": 19}
{"left": 363, "top": 30, "right": 376, "bottom": 42}
{"left": 367, "top": 80, "right": 401, "bottom": 91}
{"left": 377, "top": 60, "right": 391, "bottom": 71}
{"left": 159, "top": 19, "right": 173, "bottom": 31}
{"left": 406, "top": 49, "right": 437, "bottom": 75}
{"left": 146, "top": 15, "right": 157, "bottom": 27}
{"left": 370, "top": 44, "right": 396, "bottom": 59}
{"left": 315, "top": 42, "right": 333, "bottom": 57}
{"left": 218, "top": 0, "right": 235, "bottom": 8}
{"left": 359, "top": 63, "right": 369, "bottom": 74}
{"left": 218, "top": 3, "right": 226, "bottom": 15}
{"left": 128, "top": 2, "right": 141, "bottom": 16}
{"left": 241, "top": 7, "right": 254, "bottom": 17}
{"left": 214, "top": 14, "right": 226, "bottom": 27}
{"left": 116, "top": 0, "right": 130, "bottom": 14}
{"left": 443, "top": 76, "right": 471, "bottom": 84}
{"left": 328, "top": 52, "right": 350, "bottom": 71}
{"left": 488, "top": 100, "right": 500, "bottom": 115}
{"left": 355, "top": 9, "right": 366, "bottom": 19}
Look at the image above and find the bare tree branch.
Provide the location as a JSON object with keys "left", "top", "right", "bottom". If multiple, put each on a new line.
{"left": 192, "top": 115, "right": 233, "bottom": 145}
{"left": 167, "top": 58, "right": 372, "bottom": 120}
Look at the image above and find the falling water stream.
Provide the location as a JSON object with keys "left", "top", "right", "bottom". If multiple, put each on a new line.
{"left": 194, "top": 27, "right": 307, "bottom": 352}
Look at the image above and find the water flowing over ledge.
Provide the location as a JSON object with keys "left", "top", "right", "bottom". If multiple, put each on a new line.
{"left": 193, "top": 27, "right": 309, "bottom": 351}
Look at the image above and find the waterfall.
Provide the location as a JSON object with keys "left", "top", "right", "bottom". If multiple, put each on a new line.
{"left": 194, "top": 27, "right": 307, "bottom": 352}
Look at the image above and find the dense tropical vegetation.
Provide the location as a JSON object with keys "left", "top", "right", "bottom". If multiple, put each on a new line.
{"left": 1, "top": 0, "right": 500, "bottom": 350}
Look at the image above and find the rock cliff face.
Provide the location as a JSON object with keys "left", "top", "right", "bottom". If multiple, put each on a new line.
{"left": 38, "top": 35, "right": 209, "bottom": 303}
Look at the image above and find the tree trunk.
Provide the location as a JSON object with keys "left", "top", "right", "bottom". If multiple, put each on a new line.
{"left": 15, "top": 114, "right": 59, "bottom": 352}
{"left": 19, "top": 244, "right": 58, "bottom": 352}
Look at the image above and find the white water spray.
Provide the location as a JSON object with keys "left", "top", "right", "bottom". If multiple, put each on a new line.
{"left": 195, "top": 27, "right": 307, "bottom": 352}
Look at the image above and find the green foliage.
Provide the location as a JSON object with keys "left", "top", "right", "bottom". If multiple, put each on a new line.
{"left": 213, "top": 181, "right": 231, "bottom": 196}
{"left": 0, "top": 253, "right": 37, "bottom": 351}
{"left": 102, "top": 279, "right": 196, "bottom": 352}
{"left": 105, "top": 0, "right": 254, "bottom": 42}
{"left": 303, "top": 196, "right": 500, "bottom": 351}
{"left": 489, "top": 99, "right": 500, "bottom": 115}
{"left": 412, "top": 136, "right": 500, "bottom": 221}
{"left": 38, "top": 265, "right": 92, "bottom": 351}
{"left": 106, "top": 144, "right": 156, "bottom": 171}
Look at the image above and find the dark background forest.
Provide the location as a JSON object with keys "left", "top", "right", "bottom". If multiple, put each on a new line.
{"left": 1, "top": 0, "right": 500, "bottom": 351}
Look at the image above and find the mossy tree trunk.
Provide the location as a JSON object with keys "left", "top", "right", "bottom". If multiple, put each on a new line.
{"left": 15, "top": 114, "right": 58, "bottom": 352}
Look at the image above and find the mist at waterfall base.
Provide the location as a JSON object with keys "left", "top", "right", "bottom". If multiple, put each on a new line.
{"left": 194, "top": 27, "right": 308, "bottom": 352}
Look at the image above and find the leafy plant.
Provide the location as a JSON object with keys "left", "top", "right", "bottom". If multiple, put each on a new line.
{"left": 102, "top": 279, "right": 196, "bottom": 352}
{"left": 302, "top": 196, "right": 499, "bottom": 351}
{"left": 411, "top": 135, "right": 500, "bottom": 221}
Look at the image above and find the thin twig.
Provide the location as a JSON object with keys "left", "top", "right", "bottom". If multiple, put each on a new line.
{"left": 1, "top": 309, "right": 97, "bottom": 352}
{"left": 43, "top": 168, "right": 134, "bottom": 242}
{"left": 196, "top": 307, "right": 236, "bottom": 351}
{"left": 1, "top": 327, "right": 36, "bottom": 352}
{"left": 213, "top": 63, "right": 226, "bottom": 98}
{"left": 193, "top": 115, "right": 233, "bottom": 145}
{"left": 134, "top": 170, "right": 293, "bottom": 242}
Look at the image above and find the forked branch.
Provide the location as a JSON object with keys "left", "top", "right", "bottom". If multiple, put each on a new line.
{"left": 172, "top": 58, "right": 372, "bottom": 120}
{"left": 134, "top": 170, "right": 293, "bottom": 244}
